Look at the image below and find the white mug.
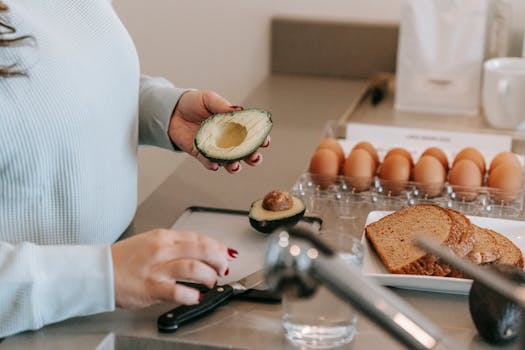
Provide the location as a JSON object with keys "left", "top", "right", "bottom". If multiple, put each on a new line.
{"left": 482, "top": 57, "right": 525, "bottom": 130}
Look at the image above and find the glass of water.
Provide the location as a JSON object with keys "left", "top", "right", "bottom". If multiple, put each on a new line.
{"left": 282, "top": 230, "right": 364, "bottom": 348}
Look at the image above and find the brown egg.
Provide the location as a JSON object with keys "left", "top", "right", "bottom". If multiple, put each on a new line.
{"left": 385, "top": 147, "right": 414, "bottom": 168}
{"left": 489, "top": 151, "right": 521, "bottom": 174}
{"left": 309, "top": 148, "right": 340, "bottom": 188}
{"left": 412, "top": 155, "right": 446, "bottom": 197}
{"left": 488, "top": 163, "right": 523, "bottom": 203}
{"left": 379, "top": 154, "right": 411, "bottom": 195}
{"left": 316, "top": 138, "right": 345, "bottom": 171}
{"left": 352, "top": 141, "right": 379, "bottom": 168}
{"left": 448, "top": 159, "right": 482, "bottom": 201}
{"left": 343, "top": 149, "right": 375, "bottom": 192}
{"left": 421, "top": 147, "right": 449, "bottom": 171}
{"left": 453, "top": 147, "right": 486, "bottom": 175}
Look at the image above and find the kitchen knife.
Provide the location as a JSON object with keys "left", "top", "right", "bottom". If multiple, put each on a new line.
{"left": 158, "top": 269, "right": 266, "bottom": 333}
{"left": 174, "top": 281, "right": 281, "bottom": 304}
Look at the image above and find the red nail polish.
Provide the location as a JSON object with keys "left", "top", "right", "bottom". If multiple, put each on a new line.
{"left": 213, "top": 281, "right": 218, "bottom": 288}
{"left": 228, "top": 248, "right": 239, "bottom": 258}
{"left": 230, "top": 105, "right": 244, "bottom": 110}
{"left": 252, "top": 154, "right": 260, "bottom": 163}
{"left": 224, "top": 267, "right": 230, "bottom": 276}
{"left": 198, "top": 292, "right": 203, "bottom": 302}
{"left": 231, "top": 163, "right": 240, "bottom": 172}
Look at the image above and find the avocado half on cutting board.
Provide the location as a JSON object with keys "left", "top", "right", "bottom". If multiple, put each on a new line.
{"left": 249, "top": 190, "right": 306, "bottom": 234}
{"left": 194, "top": 109, "right": 272, "bottom": 163}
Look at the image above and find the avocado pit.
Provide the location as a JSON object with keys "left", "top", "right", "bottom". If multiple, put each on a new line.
{"left": 262, "top": 190, "right": 293, "bottom": 211}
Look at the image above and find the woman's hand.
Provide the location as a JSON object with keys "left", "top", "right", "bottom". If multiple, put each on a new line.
{"left": 111, "top": 228, "right": 237, "bottom": 308}
{"left": 168, "top": 90, "right": 270, "bottom": 174}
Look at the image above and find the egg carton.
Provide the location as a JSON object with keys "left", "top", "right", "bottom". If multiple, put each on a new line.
{"left": 291, "top": 172, "right": 525, "bottom": 222}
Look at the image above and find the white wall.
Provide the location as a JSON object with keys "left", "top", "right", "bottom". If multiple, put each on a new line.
{"left": 114, "top": 0, "right": 405, "bottom": 203}
{"left": 112, "top": 0, "right": 524, "bottom": 203}
{"left": 509, "top": 0, "right": 525, "bottom": 55}
{"left": 114, "top": 0, "right": 404, "bottom": 104}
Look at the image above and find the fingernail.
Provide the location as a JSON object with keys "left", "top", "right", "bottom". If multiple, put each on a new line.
{"left": 252, "top": 154, "right": 260, "bottom": 163}
{"left": 231, "top": 163, "right": 240, "bottom": 172}
{"left": 262, "top": 140, "right": 270, "bottom": 147}
{"left": 230, "top": 105, "right": 244, "bottom": 110}
{"left": 213, "top": 281, "right": 218, "bottom": 288}
{"left": 224, "top": 268, "right": 230, "bottom": 276}
{"left": 212, "top": 164, "right": 219, "bottom": 171}
{"left": 198, "top": 292, "right": 203, "bottom": 302}
{"left": 228, "top": 248, "right": 239, "bottom": 258}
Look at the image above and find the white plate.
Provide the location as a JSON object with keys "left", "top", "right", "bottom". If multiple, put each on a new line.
{"left": 362, "top": 210, "right": 525, "bottom": 295}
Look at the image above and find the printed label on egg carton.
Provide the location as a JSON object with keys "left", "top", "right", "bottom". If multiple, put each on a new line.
{"left": 341, "top": 123, "right": 514, "bottom": 163}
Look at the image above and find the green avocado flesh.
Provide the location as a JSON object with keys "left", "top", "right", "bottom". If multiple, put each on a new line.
{"left": 249, "top": 196, "right": 306, "bottom": 234}
{"left": 194, "top": 109, "right": 272, "bottom": 162}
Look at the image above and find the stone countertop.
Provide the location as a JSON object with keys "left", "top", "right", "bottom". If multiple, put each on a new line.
{"left": 2, "top": 74, "right": 521, "bottom": 350}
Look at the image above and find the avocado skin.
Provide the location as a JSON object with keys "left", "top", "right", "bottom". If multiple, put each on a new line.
{"left": 469, "top": 264, "right": 525, "bottom": 345}
{"left": 249, "top": 209, "right": 306, "bottom": 234}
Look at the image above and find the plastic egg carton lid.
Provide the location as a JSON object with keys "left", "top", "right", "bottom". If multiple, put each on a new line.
{"left": 332, "top": 123, "right": 521, "bottom": 165}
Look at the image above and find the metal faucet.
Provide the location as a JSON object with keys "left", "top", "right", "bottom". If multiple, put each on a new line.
{"left": 264, "top": 223, "right": 460, "bottom": 350}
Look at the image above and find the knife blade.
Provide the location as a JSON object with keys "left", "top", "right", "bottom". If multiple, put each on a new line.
{"left": 157, "top": 269, "right": 266, "bottom": 333}
{"left": 169, "top": 280, "right": 281, "bottom": 303}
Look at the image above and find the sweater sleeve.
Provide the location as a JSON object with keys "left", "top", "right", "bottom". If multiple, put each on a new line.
{"left": 0, "top": 242, "right": 115, "bottom": 338}
{"left": 138, "top": 75, "right": 194, "bottom": 150}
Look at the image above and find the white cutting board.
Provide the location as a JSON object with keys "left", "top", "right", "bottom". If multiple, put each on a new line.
{"left": 171, "top": 206, "right": 321, "bottom": 284}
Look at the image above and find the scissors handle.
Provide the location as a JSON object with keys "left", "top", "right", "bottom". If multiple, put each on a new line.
{"left": 157, "top": 284, "right": 234, "bottom": 333}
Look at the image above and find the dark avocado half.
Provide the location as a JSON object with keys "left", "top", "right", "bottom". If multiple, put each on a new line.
{"left": 249, "top": 195, "right": 306, "bottom": 234}
{"left": 469, "top": 264, "right": 525, "bottom": 345}
{"left": 194, "top": 108, "right": 272, "bottom": 163}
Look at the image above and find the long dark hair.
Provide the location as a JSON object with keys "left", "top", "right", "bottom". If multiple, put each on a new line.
{"left": 0, "top": 1, "right": 32, "bottom": 77}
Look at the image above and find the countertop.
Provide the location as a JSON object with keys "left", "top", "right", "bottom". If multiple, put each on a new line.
{"left": 3, "top": 74, "right": 524, "bottom": 350}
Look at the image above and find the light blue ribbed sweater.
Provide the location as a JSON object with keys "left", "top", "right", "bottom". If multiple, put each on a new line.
{"left": 0, "top": 0, "right": 188, "bottom": 337}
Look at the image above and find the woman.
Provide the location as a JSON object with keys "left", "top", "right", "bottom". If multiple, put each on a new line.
{"left": 0, "top": 0, "right": 270, "bottom": 338}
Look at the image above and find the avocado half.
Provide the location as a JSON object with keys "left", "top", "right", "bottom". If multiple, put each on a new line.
{"left": 194, "top": 108, "right": 272, "bottom": 163}
{"left": 469, "top": 264, "right": 524, "bottom": 345}
{"left": 249, "top": 195, "right": 306, "bottom": 234}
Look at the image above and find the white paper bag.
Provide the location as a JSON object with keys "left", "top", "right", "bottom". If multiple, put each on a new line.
{"left": 394, "top": 0, "right": 490, "bottom": 115}
{"left": 523, "top": 29, "right": 525, "bottom": 57}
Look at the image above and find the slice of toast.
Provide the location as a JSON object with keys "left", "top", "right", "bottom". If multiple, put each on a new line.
{"left": 428, "top": 208, "right": 475, "bottom": 276}
{"left": 487, "top": 229, "right": 524, "bottom": 269}
{"left": 365, "top": 204, "right": 461, "bottom": 275}
{"left": 466, "top": 225, "right": 503, "bottom": 264}
{"left": 437, "top": 208, "right": 474, "bottom": 277}
{"left": 448, "top": 224, "right": 503, "bottom": 278}
{"left": 444, "top": 208, "right": 474, "bottom": 257}
{"left": 450, "top": 226, "right": 522, "bottom": 278}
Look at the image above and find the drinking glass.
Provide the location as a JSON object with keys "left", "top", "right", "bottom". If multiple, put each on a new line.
{"left": 282, "top": 230, "right": 364, "bottom": 348}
